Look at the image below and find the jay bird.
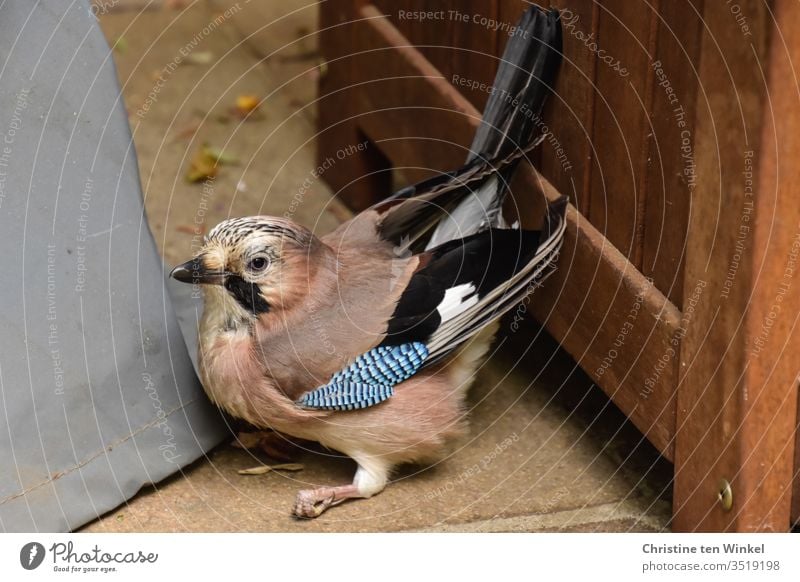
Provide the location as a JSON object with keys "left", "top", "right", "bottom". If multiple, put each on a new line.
{"left": 171, "top": 5, "right": 565, "bottom": 518}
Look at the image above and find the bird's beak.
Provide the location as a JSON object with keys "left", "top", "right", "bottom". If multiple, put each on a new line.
{"left": 169, "top": 257, "right": 229, "bottom": 285}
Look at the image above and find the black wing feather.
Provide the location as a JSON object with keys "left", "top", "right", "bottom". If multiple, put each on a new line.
{"left": 381, "top": 228, "right": 541, "bottom": 346}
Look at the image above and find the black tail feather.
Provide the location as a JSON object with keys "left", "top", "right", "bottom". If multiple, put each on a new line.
{"left": 469, "top": 6, "right": 562, "bottom": 162}
{"left": 374, "top": 5, "right": 564, "bottom": 252}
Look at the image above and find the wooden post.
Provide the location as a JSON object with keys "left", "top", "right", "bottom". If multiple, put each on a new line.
{"left": 674, "top": 0, "right": 800, "bottom": 531}
{"left": 794, "top": 390, "right": 800, "bottom": 525}
{"left": 318, "top": 1, "right": 393, "bottom": 210}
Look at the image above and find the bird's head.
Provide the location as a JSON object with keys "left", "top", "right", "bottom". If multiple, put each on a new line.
{"left": 170, "top": 216, "right": 325, "bottom": 321}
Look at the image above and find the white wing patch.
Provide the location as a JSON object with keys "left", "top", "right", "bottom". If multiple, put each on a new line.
{"left": 437, "top": 283, "right": 478, "bottom": 322}
{"left": 425, "top": 206, "right": 567, "bottom": 360}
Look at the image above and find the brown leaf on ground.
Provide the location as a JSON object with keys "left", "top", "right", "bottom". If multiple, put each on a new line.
{"left": 203, "top": 145, "right": 239, "bottom": 165}
{"left": 185, "top": 146, "right": 218, "bottom": 183}
{"left": 185, "top": 143, "right": 238, "bottom": 182}
{"left": 112, "top": 36, "right": 128, "bottom": 54}
{"left": 176, "top": 224, "right": 203, "bottom": 235}
{"left": 185, "top": 51, "right": 214, "bottom": 65}
{"left": 232, "top": 94, "right": 263, "bottom": 119}
{"left": 237, "top": 463, "right": 305, "bottom": 476}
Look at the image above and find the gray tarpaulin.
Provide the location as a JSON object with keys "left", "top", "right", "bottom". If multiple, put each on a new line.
{"left": 0, "top": 1, "right": 225, "bottom": 532}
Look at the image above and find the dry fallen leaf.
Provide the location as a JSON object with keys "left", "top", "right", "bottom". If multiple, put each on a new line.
{"left": 238, "top": 463, "right": 304, "bottom": 476}
{"left": 185, "top": 143, "right": 238, "bottom": 182}
{"left": 186, "top": 51, "right": 214, "bottom": 65}
{"left": 112, "top": 36, "right": 128, "bottom": 54}
{"left": 185, "top": 147, "right": 218, "bottom": 183}
{"left": 203, "top": 145, "right": 239, "bottom": 166}
{"left": 176, "top": 224, "right": 202, "bottom": 235}
{"left": 234, "top": 94, "right": 261, "bottom": 118}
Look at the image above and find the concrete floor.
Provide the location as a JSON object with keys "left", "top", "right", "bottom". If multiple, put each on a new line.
{"left": 83, "top": 0, "right": 672, "bottom": 532}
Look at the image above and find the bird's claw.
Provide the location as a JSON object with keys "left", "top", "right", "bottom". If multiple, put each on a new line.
{"left": 293, "top": 488, "right": 338, "bottom": 519}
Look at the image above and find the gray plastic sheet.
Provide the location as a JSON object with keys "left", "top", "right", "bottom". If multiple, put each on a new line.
{"left": 0, "top": 1, "right": 225, "bottom": 532}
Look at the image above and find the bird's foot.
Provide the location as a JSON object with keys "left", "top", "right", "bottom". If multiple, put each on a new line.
{"left": 292, "top": 484, "right": 360, "bottom": 519}
{"left": 233, "top": 430, "right": 305, "bottom": 462}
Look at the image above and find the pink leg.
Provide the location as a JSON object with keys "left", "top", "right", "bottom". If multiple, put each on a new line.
{"left": 292, "top": 462, "right": 389, "bottom": 518}
{"left": 293, "top": 484, "right": 362, "bottom": 518}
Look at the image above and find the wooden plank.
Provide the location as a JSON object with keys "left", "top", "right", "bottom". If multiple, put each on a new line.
{"left": 495, "top": 1, "right": 526, "bottom": 52}
{"left": 373, "top": 0, "right": 454, "bottom": 88}
{"left": 374, "top": 0, "right": 498, "bottom": 113}
{"left": 794, "top": 389, "right": 800, "bottom": 525}
{"left": 352, "top": 4, "right": 681, "bottom": 458}
{"left": 317, "top": 1, "right": 393, "bottom": 210}
{"left": 587, "top": 0, "right": 658, "bottom": 267}
{"left": 528, "top": 176, "right": 681, "bottom": 460}
{"left": 641, "top": 0, "right": 704, "bottom": 308}
{"left": 538, "top": 0, "right": 598, "bottom": 215}
{"left": 353, "top": 6, "right": 482, "bottom": 185}
{"left": 450, "top": 0, "right": 499, "bottom": 112}
{"left": 674, "top": 0, "right": 800, "bottom": 532}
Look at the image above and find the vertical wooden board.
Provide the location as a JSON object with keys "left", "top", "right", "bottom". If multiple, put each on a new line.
{"left": 675, "top": 0, "right": 800, "bottom": 531}
{"left": 794, "top": 391, "right": 800, "bottom": 525}
{"left": 372, "top": 0, "right": 412, "bottom": 37}
{"left": 317, "top": 0, "right": 393, "bottom": 210}
{"left": 354, "top": 4, "right": 479, "bottom": 184}
{"left": 373, "top": 0, "right": 452, "bottom": 78}
{"left": 496, "top": 1, "right": 526, "bottom": 37}
{"left": 371, "top": 0, "right": 394, "bottom": 21}
{"left": 449, "top": 0, "right": 499, "bottom": 112}
{"left": 673, "top": 0, "right": 763, "bottom": 531}
{"left": 641, "top": 0, "right": 704, "bottom": 308}
{"left": 587, "top": 0, "right": 658, "bottom": 267}
{"left": 538, "top": 0, "right": 597, "bottom": 216}
{"left": 376, "top": 0, "right": 499, "bottom": 112}
{"left": 728, "top": 0, "right": 800, "bottom": 530}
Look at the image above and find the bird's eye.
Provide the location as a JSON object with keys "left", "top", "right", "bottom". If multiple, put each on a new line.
{"left": 248, "top": 256, "right": 269, "bottom": 272}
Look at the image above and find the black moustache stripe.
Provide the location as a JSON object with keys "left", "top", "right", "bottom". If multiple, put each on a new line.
{"left": 224, "top": 275, "right": 270, "bottom": 315}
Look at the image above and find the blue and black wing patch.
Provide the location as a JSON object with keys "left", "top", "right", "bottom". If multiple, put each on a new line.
{"left": 297, "top": 382, "right": 394, "bottom": 411}
{"left": 297, "top": 343, "right": 429, "bottom": 411}
{"left": 329, "top": 343, "right": 429, "bottom": 385}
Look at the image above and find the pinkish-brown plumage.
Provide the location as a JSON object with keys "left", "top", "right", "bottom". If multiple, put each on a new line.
{"left": 186, "top": 216, "right": 499, "bottom": 516}
{"left": 170, "top": 4, "right": 565, "bottom": 518}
